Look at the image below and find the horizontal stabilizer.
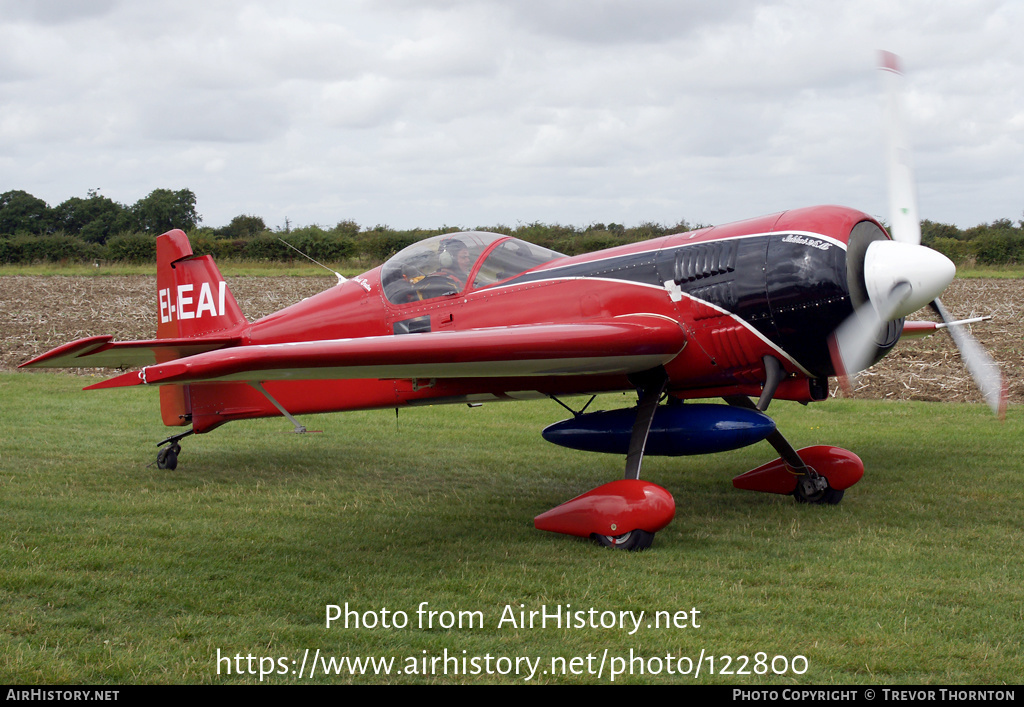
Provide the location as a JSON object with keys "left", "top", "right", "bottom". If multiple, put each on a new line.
{"left": 20, "top": 335, "right": 241, "bottom": 370}
{"left": 901, "top": 316, "right": 992, "bottom": 340}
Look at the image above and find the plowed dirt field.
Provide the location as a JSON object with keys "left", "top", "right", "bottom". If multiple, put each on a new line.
{"left": 3, "top": 276, "right": 1021, "bottom": 405}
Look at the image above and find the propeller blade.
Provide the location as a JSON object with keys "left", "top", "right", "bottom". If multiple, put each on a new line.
{"left": 880, "top": 50, "right": 921, "bottom": 245}
{"left": 829, "top": 281, "right": 911, "bottom": 386}
{"left": 930, "top": 298, "right": 1008, "bottom": 418}
{"left": 833, "top": 52, "right": 1006, "bottom": 414}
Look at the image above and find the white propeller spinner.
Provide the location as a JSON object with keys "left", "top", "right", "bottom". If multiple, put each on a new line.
{"left": 863, "top": 239, "right": 955, "bottom": 321}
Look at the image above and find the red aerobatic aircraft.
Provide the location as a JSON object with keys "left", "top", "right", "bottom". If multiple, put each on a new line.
{"left": 21, "top": 54, "right": 1005, "bottom": 550}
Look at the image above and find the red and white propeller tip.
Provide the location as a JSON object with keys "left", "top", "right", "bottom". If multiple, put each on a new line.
{"left": 880, "top": 50, "right": 920, "bottom": 246}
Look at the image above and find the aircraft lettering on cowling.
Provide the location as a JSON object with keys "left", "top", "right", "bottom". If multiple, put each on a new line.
{"left": 781, "top": 234, "right": 832, "bottom": 251}
{"left": 21, "top": 53, "right": 1006, "bottom": 551}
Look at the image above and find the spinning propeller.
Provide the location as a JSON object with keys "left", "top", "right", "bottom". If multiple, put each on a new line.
{"left": 828, "top": 51, "right": 1007, "bottom": 417}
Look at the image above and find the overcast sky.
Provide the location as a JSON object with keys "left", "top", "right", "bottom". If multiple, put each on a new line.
{"left": 1, "top": 0, "right": 1021, "bottom": 231}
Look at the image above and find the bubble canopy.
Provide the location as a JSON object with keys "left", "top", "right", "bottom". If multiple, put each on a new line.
{"left": 380, "top": 232, "right": 565, "bottom": 304}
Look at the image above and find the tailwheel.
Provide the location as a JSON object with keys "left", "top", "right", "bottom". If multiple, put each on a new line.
{"left": 155, "top": 429, "right": 193, "bottom": 470}
{"left": 593, "top": 529, "right": 655, "bottom": 552}
{"left": 792, "top": 471, "right": 844, "bottom": 505}
{"left": 156, "top": 443, "right": 180, "bottom": 470}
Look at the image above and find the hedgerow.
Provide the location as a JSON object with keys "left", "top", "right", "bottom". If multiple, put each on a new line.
{"left": 2, "top": 188, "right": 1023, "bottom": 265}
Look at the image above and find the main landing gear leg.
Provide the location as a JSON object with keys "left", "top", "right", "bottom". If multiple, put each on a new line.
{"left": 535, "top": 368, "right": 676, "bottom": 552}
{"left": 725, "top": 395, "right": 859, "bottom": 504}
{"left": 593, "top": 368, "right": 670, "bottom": 550}
{"left": 624, "top": 368, "right": 669, "bottom": 481}
{"left": 155, "top": 429, "right": 193, "bottom": 471}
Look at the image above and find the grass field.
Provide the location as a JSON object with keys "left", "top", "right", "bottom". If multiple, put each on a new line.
{"left": 1, "top": 372, "right": 1021, "bottom": 684}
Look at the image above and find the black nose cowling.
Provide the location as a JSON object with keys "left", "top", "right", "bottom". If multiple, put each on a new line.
{"left": 763, "top": 220, "right": 897, "bottom": 379}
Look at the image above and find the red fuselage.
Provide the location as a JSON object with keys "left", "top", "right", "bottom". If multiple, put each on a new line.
{"left": 180, "top": 205, "right": 893, "bottom": 434}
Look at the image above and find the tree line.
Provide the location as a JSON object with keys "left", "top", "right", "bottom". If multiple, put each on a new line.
{"left": 2, "top": 188, "right": 1023, "bottom": 266}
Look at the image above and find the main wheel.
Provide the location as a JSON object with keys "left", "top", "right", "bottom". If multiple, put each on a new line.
{"left": 793, "top": 475, "right": 844, "bottom": 505}
{"left": 593, "top": 529, "right": 655, "bottom": 551}
{"left": 156, "top": 444, "right": 179, "bottom": 470}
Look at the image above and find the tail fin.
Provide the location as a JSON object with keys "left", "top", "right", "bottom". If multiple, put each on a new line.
{"left": 156, "top": 230, "right": 247, "bottom": 339}
{"left": 155, "top": 230, "right": 247, "bottom": 427}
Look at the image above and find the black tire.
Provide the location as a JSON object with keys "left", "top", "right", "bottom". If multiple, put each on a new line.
{"left": 156, "top": 446, "right": 178, "bottom": 470}
{"left": 793, "top": 482, "right": 844, "bottom": 505}
{"left": 593, "top": 529, "right": 655, "bottom": 551}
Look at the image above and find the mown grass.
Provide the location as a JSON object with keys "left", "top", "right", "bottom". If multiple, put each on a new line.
{"left": 1, "top": 373, "right": 1021, "bottom": 684}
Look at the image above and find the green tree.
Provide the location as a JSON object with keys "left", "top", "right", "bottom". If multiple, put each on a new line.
{"left": 970, "top": 220, "right": 1024, "bottom": 265}
{"left": 131, "top": 188, "right": 201, "bottom": 233}
{"left": 627, "top": 222, "right": 667, "bottom": 241}
{"left": 106, "top": 233, "right": 157, "bottom": 263}
{"left": 332, "top": 219, "right": 360, "bottom": 238}
{"left": 53, "top": 193, "right": 131, "bottom": 243}
{"left": 920, "top": 219, "right": 963, "bottom": 249}
{"left": 0, "top": 190, "right": 52, "bottom": 235}
{"left": 219, "top": 214, "right": 267, "bottom": 239}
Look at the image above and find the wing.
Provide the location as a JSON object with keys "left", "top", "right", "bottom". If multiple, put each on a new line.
{"left": 82, "top": 317, "right": 687, "bottom": 390}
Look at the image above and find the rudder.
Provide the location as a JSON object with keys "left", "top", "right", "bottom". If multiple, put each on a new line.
{"left": 155, "top": 229, "right": 247, "bottom": 427}
{"left": 155, "top": 229, "right": 247, "bottom": 340}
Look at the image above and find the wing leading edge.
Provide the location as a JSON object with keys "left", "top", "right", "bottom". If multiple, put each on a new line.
{"left": 84, "top": 318, "right": 687, "bottom": 390}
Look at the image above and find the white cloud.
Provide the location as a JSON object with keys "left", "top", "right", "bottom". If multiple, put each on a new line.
{"left": 1, "top": 0, "right": 1021, "bottom": 229}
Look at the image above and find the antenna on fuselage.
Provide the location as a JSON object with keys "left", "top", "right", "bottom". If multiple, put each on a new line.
{"left": 277, "top": 238, "right": 347, "bottom": 283}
